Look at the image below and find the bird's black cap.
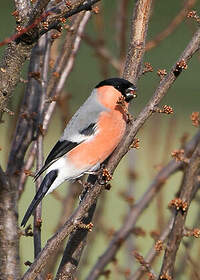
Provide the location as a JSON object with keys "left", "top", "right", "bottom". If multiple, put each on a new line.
{"left": 95, "top": 77, "right": 137, "bottom": 102}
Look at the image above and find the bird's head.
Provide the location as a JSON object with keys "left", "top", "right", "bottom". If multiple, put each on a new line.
{"left": 95, "top": 77, "right": 137, "bottom": 103}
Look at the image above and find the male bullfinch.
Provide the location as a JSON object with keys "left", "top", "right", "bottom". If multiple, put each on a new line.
{"left": 21, "top": 77, "right": 137, "bottom": 227}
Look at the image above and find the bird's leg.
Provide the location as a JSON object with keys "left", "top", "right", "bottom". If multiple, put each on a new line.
{"left": 78, "top": 180, "right": 93, "bottom": 202}
{"left": 79, "top": 165, "right": 113, "bottom": 202}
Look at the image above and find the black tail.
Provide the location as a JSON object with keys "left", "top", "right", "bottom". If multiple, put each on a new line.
{"left": 21, "top": 170, "right": 58, "bottom": 227}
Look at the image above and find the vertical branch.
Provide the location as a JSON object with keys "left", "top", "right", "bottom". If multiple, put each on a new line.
{"left": 34, "top": 33, "right": 52, "bottom": 258}
{"left": 123, "top": 0, "right": 152, "bottom": 82}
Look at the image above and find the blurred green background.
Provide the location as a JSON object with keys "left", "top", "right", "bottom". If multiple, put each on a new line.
{"left": 0, "top": 0, "right": 200, "bottom": 279}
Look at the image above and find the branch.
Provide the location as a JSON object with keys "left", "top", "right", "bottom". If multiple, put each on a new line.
{"left": 86, "top": 130, "right": 200, "bottom": 280}
{"left": 0, "top": 38, "right": 48, "bottom": 280}
{"left": 45, "top": 182, "right": 80, "bottom": 274}
{"left": 18, "top": 0, "right": 100, "bottom": 45}
{"left": 47, "top": 11, "right": 92, "bottom": 98}
{"left": 33, "top": 33, "right": 51, "bottom": 259}
{"left": 0, "top": 42, "right": 33, "bottom": 119}
{"left": 123, "top": 0, "right": 153, "bottom": 82}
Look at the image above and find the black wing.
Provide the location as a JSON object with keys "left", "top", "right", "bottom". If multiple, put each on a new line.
{"left": 34, "top": 123, "right": 97, "bottom": 181}
{"left": 34, "top": 140, "right": 79, "bottom": 180}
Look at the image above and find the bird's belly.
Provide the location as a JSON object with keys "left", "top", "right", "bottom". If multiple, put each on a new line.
{"left": 67, "top": 110, "right": 127, "bottom": 170}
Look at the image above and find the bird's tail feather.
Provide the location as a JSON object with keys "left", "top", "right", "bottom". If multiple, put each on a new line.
{"left": 21, "top": 170, "right": 58, "bottom": 227}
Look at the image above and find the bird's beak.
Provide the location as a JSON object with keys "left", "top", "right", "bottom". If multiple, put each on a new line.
{"left": 125, "top": 86, "right": 137, "bottom": 102}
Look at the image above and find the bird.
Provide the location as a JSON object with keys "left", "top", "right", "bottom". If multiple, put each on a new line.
{"left": 21, "top": 77, "right": 137, "bottom": 227}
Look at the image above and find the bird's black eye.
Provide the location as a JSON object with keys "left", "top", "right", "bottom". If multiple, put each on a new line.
{"left": 124, "top": 87, "right": 137, "bottom": 102}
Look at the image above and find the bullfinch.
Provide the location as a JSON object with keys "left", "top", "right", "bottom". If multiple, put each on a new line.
{"left": 21, "top": 77, "right": 137, "bottom": 227}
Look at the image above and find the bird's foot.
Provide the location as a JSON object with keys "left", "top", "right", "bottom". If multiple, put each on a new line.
{"left": 79, "top": 181, "right": 93, "bottom": 202}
